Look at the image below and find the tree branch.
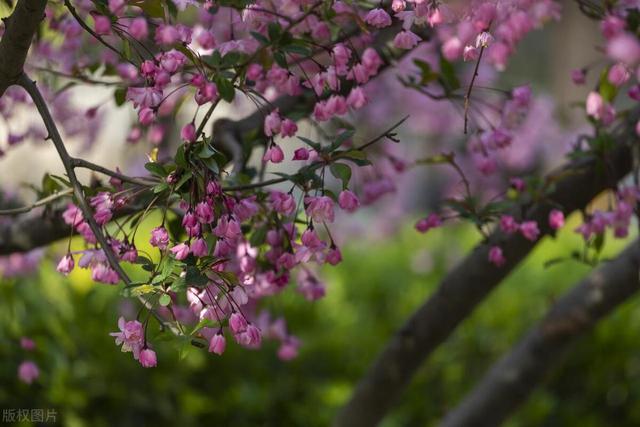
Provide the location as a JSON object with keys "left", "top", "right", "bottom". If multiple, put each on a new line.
{"left": 18, "top": 73, "right": 133, "bottom": 284}
{"left": 0, "top": 0, "right": 46, "bottom": 96}
{"left": 0, "top": 188, "right": 73, "bottom": 215}
{"left": 333, "top": 123, "right": 637, "bottom": 427}
{"left": 439, "top": 239, "right": 640, "bottom": 427}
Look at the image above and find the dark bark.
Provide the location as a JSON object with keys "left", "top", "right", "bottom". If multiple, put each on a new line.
{"left": 439, "top": 239, "right": 640, "bottom": 427}
{"left": 0, "top": 0, "right": 46, "bottom": 95}
{"left": 334, "top": 126, "right": 637, "bottom": 427}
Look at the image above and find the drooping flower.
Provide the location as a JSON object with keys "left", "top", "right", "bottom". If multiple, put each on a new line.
{"left": 139, "top": 348, "right": 157, "bottom": 368}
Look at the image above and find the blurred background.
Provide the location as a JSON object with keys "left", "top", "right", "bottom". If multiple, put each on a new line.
{"left": 3, "top": 5, "right": 640, "bottom": 427}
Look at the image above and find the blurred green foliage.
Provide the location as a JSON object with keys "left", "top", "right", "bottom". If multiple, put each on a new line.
{"left": 0, "top": 216, "right": 639, "bottom": 427}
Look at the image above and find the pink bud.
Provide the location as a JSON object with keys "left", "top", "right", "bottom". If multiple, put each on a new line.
{"left": 129, "top": 17, "right": 149, "bottom": 40}
{"left": 338, "top": 190, "right": 360, "bottom": 213}
{"left": 293, "top": 147, "right": 310, "bottom": 161}
{"left": 263, "top": 144, "right": 284, "bottom": 163}
{"left": 488, "top": 246, "right": 506, "bottom": 267}
{"left": 415, "top": 213, "right": 442, "bottom": 233}
{"left": 181, "top": 122, "right": 196, "bottom": 142}
{"left": 93, "top": 15, "right": 111, "bottom": 35}
{"left": 229, "top": 312, "right": 247, "bottom": 334}
{"left": 209, "top": 333, "right": 226, "bottom": 355}
{"left": 56, "top": 254, "right": 75, "bottom": 275}
{"left": 548, "top": 209, "right": 565, "bottom": 230}
{"left": 18, "top": 361, "right": 39, "bottom": 384}
{"left": 139, "top": 348, "right": 157, "bottom": 368}
{"left": 571, "top": 68, "right": 586, "bottom": 85}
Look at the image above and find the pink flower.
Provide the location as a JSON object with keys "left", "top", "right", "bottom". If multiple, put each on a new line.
{"left": 138, "top": 107, "right": 155, "bottom": 126}
{"left": 110, "top": 317, "right": 144, "bottom": 356}
{"left": 191, "top": 238, "right": 208, "bottom": 257}
{"left": 195, "top": 201, "right": 214, "bottom": 223}
{"left": 126, "top": 87, "right": 162, "bottom": 109}
{"left": 607, "top": 33, "right": 640, "bottom": 64}
{"left": 229, "top": 312, "right": 247, "bottom": 334}
{"left": 488, "top": 246, "right": 506, "bottom": 267}
{"left": 263, "top": 144, "right": 284, "bottom": 163}
{"left": 415, "top": 213, "right": 442, "bottom": 233}
{"left": 194, "top": 82, "right": 218, "bottom": 105}
{"left": 519, "top": 221, "right": 540, "bottom": 241}
{"left": 338, "top": 190, "right": 360, "bottom": 212}
{"left": 62, "top": 204, "right": 83, "bottom": 227}
{"left": 365, "top": 8, "right": 392, "bottom": 28}
{"left": 586, "top": 91, "right": 615, "bottom": 125}
{"left": 571, "top": 68, "right": 586, "bottom": 85}
{"left": 444, "top": 38, "right": 464, "bottom": 61}
{"left": 499, "top": 215, "right": 519, "bottom": 234}
{"left": 607, "top": 63, "right": 630, "bottom": 86}
{"left": 181, "top": 122, "right": 196, "bottom": 142}
{"left": 347, "top": 87, "right": 368, "bottom": 109}
{"left": 326, "top": 247, "right": 342, "bottom": 265}
{"left": 129, "top": 17, "right": 148, "bottom": 40}
{"left": 601, "top": 15, "right": 626, "bottom": 40}
{"left": 278, "top": 338, "right": 300, "bottom": 361}
{"left": 209, "top": 333, "right": 226, "bottom": 355}
{"left": 305, "top": 196, "right": 335, "bottom": 223}
{"left": 293, "top": 147, "right": 310, "bottom": 160}
{"left": 150, "top": 226, "right": 169, "bottom": 249}
{"left": 92, "top": 264, "right": 120, "bottom": 284}
{"left": 270, "top": 191, "right": 296, "bottom": 216}
{"left": 264, "top": 110, "right": 282, "bottom": 137}
{"left": 280, "top": 119, "right": 298, "bottom": 137}
{"left": 170, "top": 243, "right": 190, "bottom": 260}
{"left": 393, "top": 30, "right": 421, "bottom": 49}
{"left": 20, "top": 337, "right": 36, "bottom": 351}
{"left": 93, "top": 15, "right": 111, "bottom": 35}
{"left": 155, "top": 24, "right": 181, "bottom": 45}
{"left": 462, "top": 46, "right": 479, "bottom": 62}
{"left": 139, "top": 348, "right": 157, "bottom": 368}
{"left": 56, "top": 254, "right": 74, "bottom": 275}
{"left": 475, "top": 31, "right": 494, "bottom": 48}
{"left": 18, "top": 361, "right": 39, "bottom": 384}
{"left": 549, "top": 209, "right": 565, "bottom": 230}
{"left": 297, "top": 270, "right": 325, "bottom": 301}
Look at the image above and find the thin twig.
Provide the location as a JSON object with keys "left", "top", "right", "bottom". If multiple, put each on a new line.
{"left": 72, "top": 158, "right": 156, "bottom": 186}
{"left": 0, "top": 188, "right": 73, "bottom": 215}
{"left": 464, "top": 46, "right": 485, "bottom": 134}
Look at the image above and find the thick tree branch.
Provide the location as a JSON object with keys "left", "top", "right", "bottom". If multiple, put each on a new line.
{"left": 439, "top": 239, "right": 640, "bottom": 427}
{"left": 334, "top": 125, "right": 638, "bottom": 427}
{"left": 0, "top": 0, "right": 46, "bottom": 96}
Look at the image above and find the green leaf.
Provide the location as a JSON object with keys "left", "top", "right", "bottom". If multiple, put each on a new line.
{"left": 599, "top": 68, "right": 618, "bottom": 102}
{"left": 145, "top": 162, "right": 167, "bottom": 177}
{"left": 414, "top": 59, "right": 439, "bottom": 85}
{"left": 170, "top": 275, "right": 186, "bottom": 292}
{"left": 185, "top": 266, "right": 209, "bottom": 287}
{"left": 273, "top": 51, "right": 287, "bottom": 68}
{"left": 198, "top": 143, "right": 218, "bottom": 159}
{"left": 298, "top": 136, "right": 322, "bottom": 151}
{"left": 175, "top": 145, "right": 188, "bottom": 168}
{"left": 250, "top": 31, "right": 269, "bottom": 45}
{"left": 331, "top": 129, "right": 355, "bottom": 151}
{"left": 438, "top": 56, "right": 460, "bottom": 93}
{"left": 215, "top": 77, "right": 235, "bottom": 102}
{"left": 330, "top": 163, "right": 352, "bottom": 189}
{"left": 159, "top": 294, "right": 171, "bottom": 306}
{"left": 249, "top": 225, "right": 267, "bottom": 246}
{"left": 175, "top": 171, "right": 193, "bottom": 190}
{"left": 132, "top": 0, "right": 164, "bottom": 18}
{"left": 114, "top": 88, "right": 127, "bottom": 106}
